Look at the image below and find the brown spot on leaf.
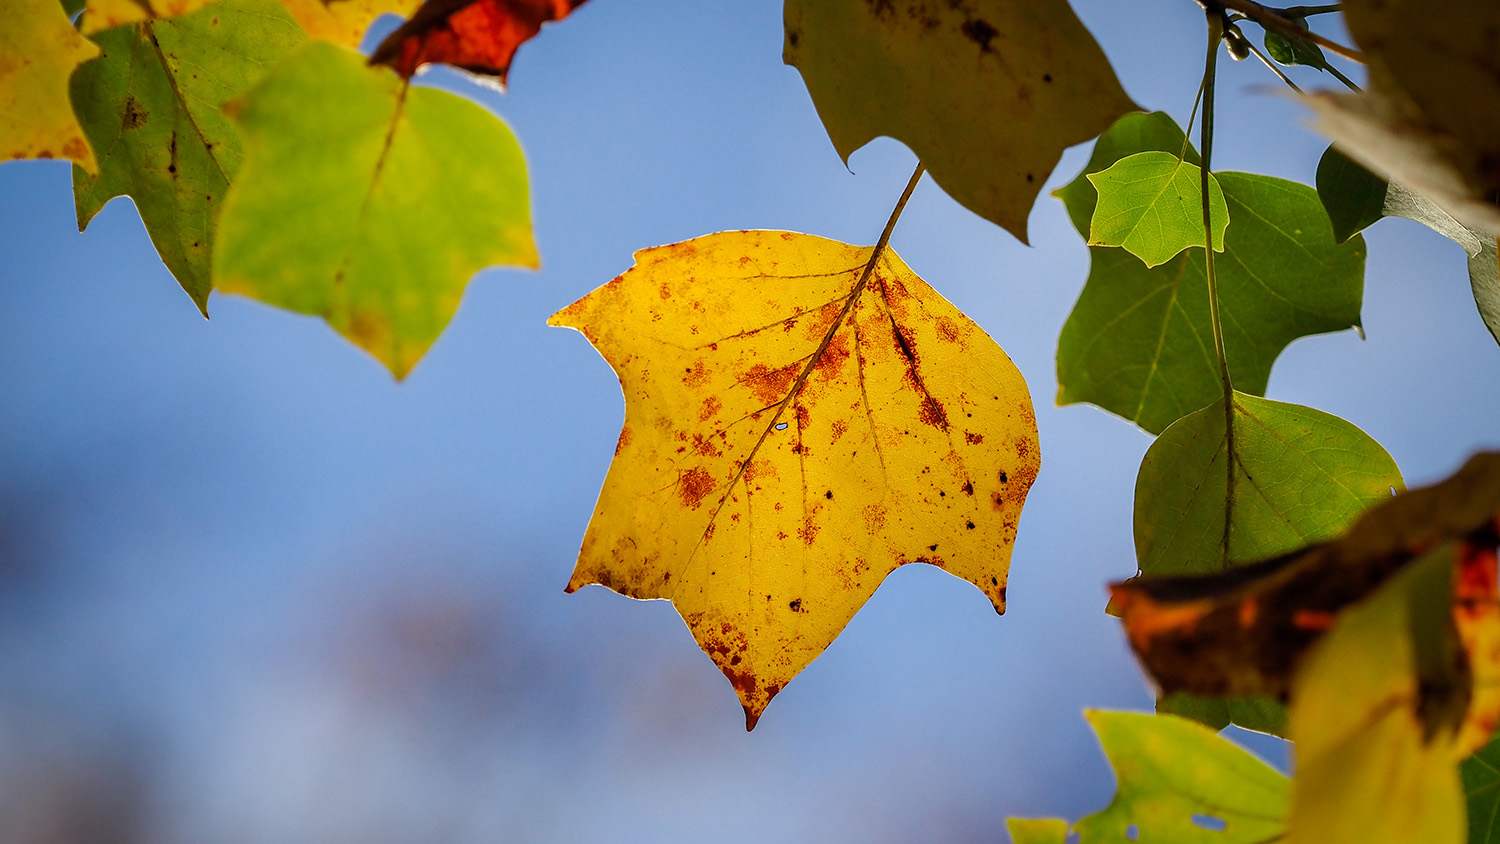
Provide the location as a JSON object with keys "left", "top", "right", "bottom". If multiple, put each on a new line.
{"left": 965, "top": 431, "right": 983, "bottom": 445}
{"left": 962, "top": 481, "right": 974, "bottom": 496}
{"left": 677, "top": 467, "right": 716, "bottom": 509}
{"left": 961, "top": 18, "right": 998, "bottom": 51}
{"left": 682, "top": 359, "right": 710, "bottom": 388}
{"left": 699, "top": 394, "right": 722, "bottom": 422}
{"left": 830, "top": 419, "right": 847, "bottom": 442}
{"left": 798, "top": 519, "right": 819, "bottom": 546}
{"left": 918, "top": 396, "right": 948, "bottom": 429}
{"left": 614, "top": 426, "right": 633, "bottom": 456}
{"left": 121, "top": 95, "right": 148, "bottom": 130}
{"left": 742, "top": 361, "right": 800, "bottom": 405}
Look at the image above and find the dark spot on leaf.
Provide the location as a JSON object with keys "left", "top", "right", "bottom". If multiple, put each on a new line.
{"left": 1025, "top": 173, "right": 1034, "bottom": 183}
{"left": 120, "top": 95, "right": 148, "bottom": 130}
{"left": 787, "top": 28, "right": 800, "bottom": 47}
{"left": 991, "top": 577, "right": 998, "bottom": 585}
{"left": 677, "top": 466, "right": 716, "bottom": 509}
{"left": 1043, "top": 73, "right": 1053, "bottom": 83}
{"left": 929, "top": 544, "right": 938, "bottom": 552}
{"left": 965, "top": 431, "right": 984, "bottom": 445}
{"left": 961, "top": 18, "right": 998, "bottom": 51}
{"left": 999, "top": 471, "right": 1008, "bottom": 484}
{"left": 962, "top": 481, "right": 974, "bottom": 496}
{"left": 789, "top": 598, "right": 802, "bottom": 611}
{"left": 824, "top": 490, "right": 833, "bottom": 499}
{"left": 966, "top": 521, "right": 975, "bottom": 529}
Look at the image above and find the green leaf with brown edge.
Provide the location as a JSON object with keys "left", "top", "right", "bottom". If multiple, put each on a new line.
{"left": 212, "top": 41, "right": 538, "bottom": 378}
{"left": 71, "top": 0, "right": 306, "bottom": 313}
{"left": 1086, "top": 150, "right": 1227, "bottom": 268}
{"left": 1135, "top": 391, "right": 1403, "bottom": 578}
{"left": 1056, "top": 114, "right": 1365, "bottom": 434}
{"left": 1072, "top": 710, "right": 1288, "bottom": 844}
{"left": 783, "top": 0, "right": 1136, "bottom": 244}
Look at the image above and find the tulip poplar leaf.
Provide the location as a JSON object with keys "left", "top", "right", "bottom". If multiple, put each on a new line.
{"left": 783, "top": 0, "right": 1135, "bottom": 243}
{"left": 1086, "top": 151, "right": 1227, "bottom": 268}
{"left": 1056, "top": 113, "right": 1365, "bottom": 434}
{"left": 71, "top": 0, "right": 307, "bottom": 313}
{"left": 213, "top": 41, "right": 537, "bottom": 378}
{"left": 371, "top": 0, "right": 589, "bottom": 82}
{"left": 1071, "top": 710, "right": 1289, "bottom": 844}
{"left": 549, "top": 230, "right": 1039, "bottom": 728}
{"left": 0, "top": 0, "right": 100, "bottom": 172}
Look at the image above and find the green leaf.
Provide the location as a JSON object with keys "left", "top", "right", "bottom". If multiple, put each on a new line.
{"left": 1058, "top": 167, "right": 1365, "bottom": 434}
{"left": 212, "top": 41, "right": 538, "bottom": 378}
{"left": 1005, "top": 818, "right": 1067, "bottom": 844}
{"left": 1462, "top": 732, "right": 1500, "bottom": 844}
{"left": 1086, "top": 151, "right": 1227, "bottom": 267}
{"left": 70, "top": 0, "right": 307, "bottom": 313}
{"left": 1264, "top": 17, "right": 1330, "bottom": 70}
{"left": 1072, "top": 710, "right": 1288, "bottom": 844}
{"left": 1287, "top": 545, "right": 1467, "bottom": 844}
{"left": 1055, "top": 111, "right": 1200, "bottom": 239}
{"left": 783, "top": 0, "right": 1136, "bottom": 243}
{"left": 1316, "top": 146, "right": 1388, "bottom": 244}
{"left": 1157, "top": 692, "right": 1286, "bottom": 738}
{"left": 1134, "top": 391, "right": 1403, "bottom": 577}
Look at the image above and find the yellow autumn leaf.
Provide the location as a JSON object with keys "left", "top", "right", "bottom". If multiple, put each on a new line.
{"left": 81, "top": 0, "right": 214, "bottom": 33}
{"left": 277, "top": 0, "right": 419, "bottom": 49}
{"left": 0, "top": 0, "right": 99, "bottom": 172}
{"left": 549, "top": 230, "right": 1039, "bottom": 727}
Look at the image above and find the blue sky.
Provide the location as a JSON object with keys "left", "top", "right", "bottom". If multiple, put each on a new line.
{"left": 1, "top": 1, "right": 1498, "bottom": 841}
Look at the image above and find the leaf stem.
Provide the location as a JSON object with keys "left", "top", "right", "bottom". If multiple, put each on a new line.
{"left": 1213, "top": 0, "right": 1364, "bottom": 62}
{"left": 1242, "top": 37, "right": 1304, "bottom": 93}
{"left": 1200, "top": 9, "right": 1237, "bottom": 567}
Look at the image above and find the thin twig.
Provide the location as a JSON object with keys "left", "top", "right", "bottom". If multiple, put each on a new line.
{"left": 1282, "top": 4, "right": 1340, "bottom": 17}
{"left": 1243, "top": 38, "right": 1304, "bottom": 93}
{"left": 1216, "top": 0, "right": 1364, "bottom": 62}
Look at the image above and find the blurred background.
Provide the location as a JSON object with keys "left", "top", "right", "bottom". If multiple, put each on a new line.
{"left": 2, "top": 1, "right": 1497, "bottom": 841}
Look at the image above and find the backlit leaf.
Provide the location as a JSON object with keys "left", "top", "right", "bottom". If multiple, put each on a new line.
{"left": 1286, "top": 546, "right": 1469, "bottom": 844}
{"left": 1086, "top": 150, "right": 1227, "bottom": 268}
{"left": 277, "top": 0, "right": 420, "bottom": 48}
{"left": 1316, "top": 145, "right": 1388, "bottom": 245}
{"left": 1071, "top": 710, "right": 1288, "bottom": 844}
{"left": 549, "top": 230, "right": 1039, "bottom": 727}
{"left": 1472, "top": 237, "right": 1500, "bottom": 348}
{"left": 1057, "top": 115, "right": 1364, "bottom": 433}
{"left": 1263, "top": 16, "right": 1330, "bottom": 71}
{"left": 81, "top": 0, "right": 212, "bottom": 33}
{"left": 1462, "top": 732, "right": 1500, "bottom": 844}
{"left": 783, "top": 0, "right": 1136, "bottom": 243}
{"left": 1005, "top": 818, "right": 1066, "bottom": 844}
{"left": 0, "top": 0, "right": 99, "bottom": 172}
{"left": 1114, "top": 453, "right": 1500, "bottom": 738}
{"left": 213, "top": 41, "right": 537, "bottom": 378}
{"left": 71, "top": 0, "right": 306, "bottom": 313}
{"left": 1302, "top": 0, "right": 1500, "bottom": 234}
{"left": 370, "top": 0, "right": 588, "bottom": 81}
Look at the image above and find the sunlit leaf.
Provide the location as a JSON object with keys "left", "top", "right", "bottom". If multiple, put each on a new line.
{"left": 277, "top": 0, "right": 419, "bottom": 48}
{"left": 1056, "top": 114, "right": 1364, "bottom": 434}
{"left": 1071, "top": 710, "right": 1288, "bottom": 844}
{"left": 370, "top": 0, "right": 588, "bottom": 81}
{"left": 1005, "top": 818, "right": 1066, "bottom": 844}
{"left": 1134, "top": 392, "right": 1402, "bottom": 577}
{"left": 1286, "top": 546, "right": 1468, "bottom": 844}
{"left": 81, "top": 0, "right": 212, "bottom": 33}
{"left": 549, "top": 230, "right": 1039, "bottom": 727}
{"left": 0, "top": 0, "right": 99, "bottom": 172}
{"left": 213, "top": 41, "right": 537, "bottom": 377}
{"left": 1086, "top": 151, "right": 1227, "bottom": 267}
{"left": 783, "top": 0, "right": 1135, "bottom": 243}
{"left": 71, "top": 0, "right": 306, "bottom": 313}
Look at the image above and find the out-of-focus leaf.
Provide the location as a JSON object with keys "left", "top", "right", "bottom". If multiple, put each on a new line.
{"left": 71, "top": 0, "right": 306, "bottom": 313}
{"left": 1303, "top": 0, "right": 1500, "bottom": 234}
{"left": 81, "top": 0, "right": 212, "bottom": 33}
{"left": 1462, "top": 732, "right": 1500, "bottom": 844}
{"left": 0, "top": 0, "right": 99, "bottom": 172}
{"left": 783, "top": 0, "right": 1136, "bottom": 243}
{"left": 1471, "top": 237, "right": 1500, "bottom": 347}
{"left": 1056, "top": 114, "right": 1365, "bottom": 433}
{"left": 213, "top": 41, "right": 537, "bottom": 377}
{"left": 1114, "top": 453, "right": 1500, "bottom": 734}
{"left": 1085, "top": 151, "right": 1227, "bottom": 267}
{"left": 370, "top": 0, "right": 588, "bottom": 81}
{"left": 1134, "top": 391, "right": 1402, "bottom": 577}
{"left": 278, "top": 0, "right": 419, "bottom": 48}
{"left": 1071, "top": 710, "right": 1288, "bottom": 844}
{"left": 549, "top": 230, "right": 1039, "bottom": 728}
{"left": 1005, "top": 818, "right": 1066, "bottom": 844}
{"left": 1157, "top": 691, "right": 1286, "bottom": 737}
{"left": 1286, "top": 546, "right": 1470, "bottom": 844}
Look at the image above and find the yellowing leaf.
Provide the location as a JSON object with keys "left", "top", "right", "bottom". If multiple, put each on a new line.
{"left": 549, "top": 230, "right": 1039, "bottom": 727}
{"left": 81, "top": 0, "right": 213, "bottom": 33}
{"left": 0, "top": 0, "right": 99, "bottom": 172}
{"left": 1286, "top": 545, "right": 1469, "bottom": 844}
{"left": 277, "top": 0, "right": 420, "bottom": 48}
{"left": 783, "top": 0, "right": 1136, "bottom": 243}
{"left": 1005, "top": 818, "right": 1066, "bottom": 844}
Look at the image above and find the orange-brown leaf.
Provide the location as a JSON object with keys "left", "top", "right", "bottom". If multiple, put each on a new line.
{"left": 369, "top": 0, "right": 586, "bottom": 81}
